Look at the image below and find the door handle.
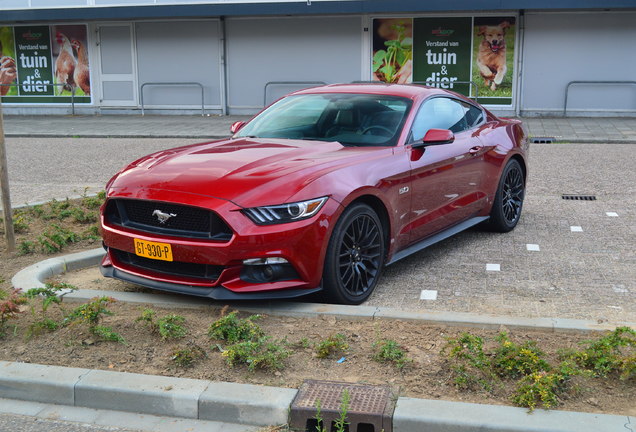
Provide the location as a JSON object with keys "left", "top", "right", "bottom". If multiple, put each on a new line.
{"left": 469, "top": 146, "right": 483, "bottom": 154}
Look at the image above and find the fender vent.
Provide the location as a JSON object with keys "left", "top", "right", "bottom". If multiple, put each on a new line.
{"left": 562, "top": 194, "right": 596, "bottom": 201}
{"left": 289, "top": 380, "right": 395, "bottom": 432}
{"left": 530, "top": 137, "right": 556, "bottom": 143}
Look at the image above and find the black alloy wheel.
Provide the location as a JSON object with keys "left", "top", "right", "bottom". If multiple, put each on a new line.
{"left": 323, "top": 203, "right": 385, "bottom": 304}
{"left": 486, "top": 159, "right": 525, "bottom": 232}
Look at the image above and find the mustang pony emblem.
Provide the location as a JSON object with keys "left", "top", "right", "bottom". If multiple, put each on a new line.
{"left": 152, "top": 209, "right": 177, "bottom": 224}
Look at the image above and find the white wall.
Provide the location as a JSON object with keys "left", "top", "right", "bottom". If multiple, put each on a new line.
{"left": 226, "top": 16, "right": 363, "bottom": 114}
{"left": 522, "top": 11, "right": 636, "bottom": 116}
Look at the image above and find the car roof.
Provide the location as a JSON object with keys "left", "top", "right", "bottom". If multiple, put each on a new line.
{"left": 291, "top": 83, "right": 451, "bottom": 100}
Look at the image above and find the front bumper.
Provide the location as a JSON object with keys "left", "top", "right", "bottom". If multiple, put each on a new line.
{"left": 100, "top": 189, "right": 340, "bottom": 299}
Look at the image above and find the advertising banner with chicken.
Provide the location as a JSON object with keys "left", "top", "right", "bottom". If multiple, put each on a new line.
{"left": 0, "top": 24, "right": 90, "bottom": 104}
{"left": 372, "top": 16, "right": 516, "bottom": 106}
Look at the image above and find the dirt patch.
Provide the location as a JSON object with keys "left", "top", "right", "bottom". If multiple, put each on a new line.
{"left": 0, "top": 300, "right": 635, "bottom": 416}
{"left": 1, "top": 199, "right": 634, "bottom": 417}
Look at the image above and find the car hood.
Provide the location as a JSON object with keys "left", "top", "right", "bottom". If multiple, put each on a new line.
{"left": 108, "top": 138, "right": 387, "bottom": 207}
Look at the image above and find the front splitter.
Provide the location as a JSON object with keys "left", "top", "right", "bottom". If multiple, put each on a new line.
{"left": 100, "top": 265, "right": 322, "bottom": 301}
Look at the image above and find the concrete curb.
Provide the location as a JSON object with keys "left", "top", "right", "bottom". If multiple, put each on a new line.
{"left": 393, "top": 398, "right": 634, "bottom": 432}
{"left": 11, "top": 248, "right": 106, "bottom": 291}
{"left": 12, "top": 248, "right": 636, "bottom": 334}
{"left": 0, "top": 361, "right": 294, "bottom": 427}
{"left": 0, "top": 361, "right": 632, "bottom": 432}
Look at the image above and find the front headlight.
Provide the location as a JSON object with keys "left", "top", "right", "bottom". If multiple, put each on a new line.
{"left": 242, "top": 197, "right": 328, "bottom": 225}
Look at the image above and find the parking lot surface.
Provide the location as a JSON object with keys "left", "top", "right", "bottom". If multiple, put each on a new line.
{"left": 372, "top": 143, "right": 635, "bottom": 323}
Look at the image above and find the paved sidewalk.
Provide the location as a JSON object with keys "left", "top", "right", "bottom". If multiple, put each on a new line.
{"left": 3, "top": 114, "right": 636, "bottom": 142}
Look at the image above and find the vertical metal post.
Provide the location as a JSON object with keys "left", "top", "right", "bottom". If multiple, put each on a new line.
{"left": 219, "top": 16, "right": 228, "bottom": 116}
{"left": 515, "top": 10, "right": 525, "bottom": 118}
{"left": 0, "top": 100, "right": 16, "bottom": 252}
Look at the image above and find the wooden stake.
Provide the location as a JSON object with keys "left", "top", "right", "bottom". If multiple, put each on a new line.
{"left": 0, "top": 100, "right": 16, "bottom": 252}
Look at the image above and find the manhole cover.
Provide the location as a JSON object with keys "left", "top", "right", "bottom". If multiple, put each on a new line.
{"left": 289, "top": 380, "right": 395, "bottom": 432}
{"left": 530, "top": 136, "right": 556, "bottom": 143}
{"left": 562, "top": 194, "right": 597, "bottom": 201}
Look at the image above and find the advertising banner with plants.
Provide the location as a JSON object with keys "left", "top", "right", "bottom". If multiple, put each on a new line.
{"left": 372, "top": 16, "right": 516, "bottom": 106}
{"left": 0, "top": 24, "right": 91, "bottom": 104}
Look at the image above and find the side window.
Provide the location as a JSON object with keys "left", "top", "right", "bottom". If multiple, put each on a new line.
{"left": 462, "top": 102, "right": 485, "bottom": 128}
{"left": 410, "top": 98, "right": 468, "bottom": 142}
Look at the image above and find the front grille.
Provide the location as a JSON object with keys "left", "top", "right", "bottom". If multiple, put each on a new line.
{"left": 105, "top": 199, "right": 232, "bottom": 241}
{"left": 114, "top": 249, "right": 223, "bottom": 281}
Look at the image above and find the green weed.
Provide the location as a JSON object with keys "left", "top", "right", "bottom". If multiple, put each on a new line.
{"left": 12, "top": 214, "right": 30, "bottom": 233}
{"left": 157, "top": 314, "right": 187, "bottom": 340}
{"left": 315, "top": 333, "right": 348, "bottom": 359}
{"left": 38, "top": 224, "right": 80, "bottom": 253}
{"left": 172, "top": 344, "right": 206, "bottom": 368}
{"left": 492, "top": 332, "right": 551, "bottom": 379}
{"left": 70, "top": 208, "right": 97, "bottom": 224}
{"left": 208, "top": 311, "right": 263, "bottom": 343}
{"left": 333, "top": 389, "right": 350, "bottom": 432}
{"left": 222, "top": 337, "right": 291, "bottom": 371}
{"left": 91, "top": 325, "right": 126, "bottom": 344}
{"left": 512, "top": 364, "right": 573, "bottom": 412}
{"left": 312, "top": 389, "right": 350, "bottom": 432}
{"left": 18, "top": 240, "right": 35, "bottom": 255}
{"left": 24, "top": 282, "right": 76, "bottom": 313}
{"left": 559, "top": 326, "right": 636, "bottom": 378}
{"left": 81, "top": 190, "right": 106, "bottom": 210}
{"left": 373, "top": 339, "right": 412, "bottom": 369}
{"left": 63, "top": 296, "right": 115, "bottom": 327}
{"left": 136, "top": 308, "right": 156, "bottom": 327}
{"left": 26, "top": 318, "right": 59, "bottom": 339}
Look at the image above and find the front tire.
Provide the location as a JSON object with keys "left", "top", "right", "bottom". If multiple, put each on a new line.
{"left": 322, "top": 203, "right": 385, "bottom": 305}
{"left": 486, "top": 159, "right": 525, "bottom": 232}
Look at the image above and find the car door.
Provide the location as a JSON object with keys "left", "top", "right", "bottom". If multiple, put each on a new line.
{"left": 406, "top": 97, "right": 487, "bottom": 243}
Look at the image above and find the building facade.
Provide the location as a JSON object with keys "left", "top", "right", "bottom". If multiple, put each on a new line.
{"left": 1, "top": 0, "right": 635, "bottom": 116}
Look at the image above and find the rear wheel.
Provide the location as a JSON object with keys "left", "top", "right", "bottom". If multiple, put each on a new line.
{"left": 322, "top": 203, "right": 385, "bottom": 305}
{"left": 486, "top": 159, "right": 525, "bottom": 232}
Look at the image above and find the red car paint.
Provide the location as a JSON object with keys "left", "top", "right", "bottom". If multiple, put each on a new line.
{"left": 100, "top": 84, "right": 527, "bottom": 303}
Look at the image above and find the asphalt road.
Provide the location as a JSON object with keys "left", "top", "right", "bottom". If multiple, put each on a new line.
{"left": 4, "top": 137, "right": 201, "bottom": 206}
{"left": 0, "top": 414, "right": 142, "bottom": 432}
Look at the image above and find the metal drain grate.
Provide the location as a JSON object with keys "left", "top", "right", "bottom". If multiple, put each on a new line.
{"left": 530, "top": 137, "right": 556, "bottom": 144}
{"left": 289, "top": 380, "right": 395, "bottom": 432}
{"left": 562, "top": 194, "right": 597, "bottom": 201}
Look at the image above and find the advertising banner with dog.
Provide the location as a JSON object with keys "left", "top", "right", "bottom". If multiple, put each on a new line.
{"left": 372, "top": 16, "right": 516, "bottom": 106}
{"left": 0, "top": 24, "right": 91, "bottom": 104}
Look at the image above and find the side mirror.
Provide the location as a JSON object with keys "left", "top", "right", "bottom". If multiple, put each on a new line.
{"left": 415, "top": 129, "right": 455, "bottom": 147}
{"left": 230, "top": 121, "right": 246, "bottom": 134}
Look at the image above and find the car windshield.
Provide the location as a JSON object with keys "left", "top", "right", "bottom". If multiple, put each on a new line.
{"left": 235, "top": 93, "right": 412, "bottom": 147}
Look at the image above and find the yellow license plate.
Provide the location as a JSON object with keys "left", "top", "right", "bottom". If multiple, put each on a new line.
{"left": 134, "top": 239, "right": 173, "bottom": 262}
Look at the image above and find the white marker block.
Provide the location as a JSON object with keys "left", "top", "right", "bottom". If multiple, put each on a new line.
{"left": 606, "top": 212, "right": 619, "bottom": 217}
{"left": 420, "top": 290, "right": 438, "bottom": 300}
{"left": 570, "top": 226, "right": 583, "bottom": 232}
{"left": 526, "top": 244, "right": 540, "bottom": 251}
{"left": 486, "top": 263, "right": 500, "bottom": 272}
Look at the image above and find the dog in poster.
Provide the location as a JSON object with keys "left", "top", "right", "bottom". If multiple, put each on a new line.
{"left": 476, "top": 21, "right": 510, "bottom": 91}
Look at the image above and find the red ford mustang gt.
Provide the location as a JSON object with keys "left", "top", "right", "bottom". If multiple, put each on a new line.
{"left": 100, "top": 84, "right": 527, "bottom": 304}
